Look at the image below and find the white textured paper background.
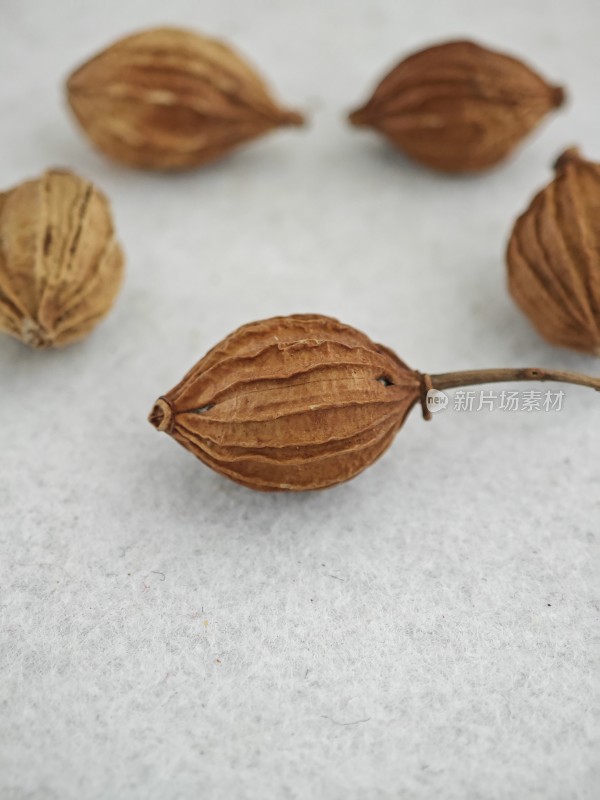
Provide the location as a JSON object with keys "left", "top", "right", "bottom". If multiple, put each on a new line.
{"left": 0, "top": 1, "right": 599, "bottom": 798}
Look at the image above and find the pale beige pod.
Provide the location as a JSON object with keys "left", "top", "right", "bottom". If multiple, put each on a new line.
{"left": 0, "top": 169, "right": 124, "bottom": 348}
{"left": 66, "top": 27, "right": 305, "bottom": 170}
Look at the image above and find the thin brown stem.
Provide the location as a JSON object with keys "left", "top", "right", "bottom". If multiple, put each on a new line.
{"left": 427, "top": 367, "right": 600, "bottom": 393}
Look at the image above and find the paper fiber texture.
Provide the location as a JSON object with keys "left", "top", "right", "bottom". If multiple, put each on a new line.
{"left": 0, "top": 0, "right": 598, "bottom": 797}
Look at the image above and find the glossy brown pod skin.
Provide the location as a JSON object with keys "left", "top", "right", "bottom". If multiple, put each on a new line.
{"left": 149, "top": 315, "right": 421, "bottom": 491}
{"left": 507, "top": 149, "right": 600, "bottom": 355}
{"left": 0, "top": 169, "right": 124, "bottom": 348}
{"left": 67, "top": 27, "right": 305, "bottom": 171}
{"left": 349, "top": 39, "right": 564, "bottom": 173}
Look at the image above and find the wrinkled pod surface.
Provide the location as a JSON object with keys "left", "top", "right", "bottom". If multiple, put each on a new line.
{"left": 67, "top": 26, "right": 305, "bottom": 170}
{"left": 508, "top": 148, "right": 600, "bottom": 355}
{"left": 349, "top": 39, "right": 564, "bottom": 173}
{"left": 149, "top": 314, "right": 600, "bottom": 491}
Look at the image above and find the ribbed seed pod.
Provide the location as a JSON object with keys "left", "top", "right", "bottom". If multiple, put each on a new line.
{"left": 150, "top": 314, "right": 600, "bottom": 492}
{"left": 66, "top": 27, "right": 305, "bottom": 170}
{"left": 507, "top": 149, "right": 600, "bottom": 355}
{"left": 0, "top": 169, "right": 124, "bottom": 349}
{"left": 149, "top": 314, "right": 422, "bottom": 491}
{"left": 349, "top": 39, "right": 564, "bottom": 173}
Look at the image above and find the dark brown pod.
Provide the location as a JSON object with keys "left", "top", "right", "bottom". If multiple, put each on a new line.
{"left": 349, "top": 39, "right": 564, "bottom": 173}
{"left": 149, "top": 314, "right": 600, "bottom": 492}
{"left": 507, "top": 149, "right": 600, "bottom": 355}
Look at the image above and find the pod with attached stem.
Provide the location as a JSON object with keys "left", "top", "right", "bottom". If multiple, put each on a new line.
{"left": 149, "top": 315, "right": 599, "bottom": 492}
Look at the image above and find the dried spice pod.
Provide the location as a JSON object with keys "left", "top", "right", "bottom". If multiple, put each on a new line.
{"left": 0, "top": 169, "right": 124, "bottom": 348}
{"left": 149, "top": 314, "right": 600, "bottom": 491}
{"left": 349, "top": 39, "right": 564, "bottom": 173}
{"left": 66, "top": 27, "right": 305, "bottom": 170}
{"left": 508, "top": 148, "right": 600, "bottom": 355}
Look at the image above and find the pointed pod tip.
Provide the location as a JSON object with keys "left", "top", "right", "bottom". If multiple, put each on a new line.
{"left": 348, "top": 107, "right": 369, "bottom": 127}
{"left": 149, "top": 397, "right": 174, "bottom": 433}
{"left": 278, "top": 109, "right": 306, "bottom": 128}
{"left": 551, "top": 85, "right": 566, "bottom": 109}
{"left": 21, "top": 319, "right": 54, "bottom": 349}
{"left": 554, "top": 146, "right": 585, "bottom": 172}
